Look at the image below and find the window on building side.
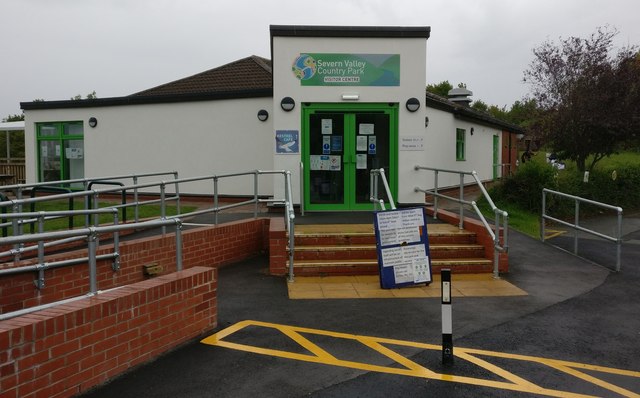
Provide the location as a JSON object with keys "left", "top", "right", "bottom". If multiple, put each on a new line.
{"left": 456, "top": 128, "right": 466, "bottom": 161}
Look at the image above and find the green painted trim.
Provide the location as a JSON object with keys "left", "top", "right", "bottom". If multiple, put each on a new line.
{"left": 302, "top": 103, "right": 398, "bottom": 211}
{"left": 35, "top": 121, "right": 84, "bottom": 183}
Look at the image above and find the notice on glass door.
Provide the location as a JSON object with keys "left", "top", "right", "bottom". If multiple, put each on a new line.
{"left": 322, "top": 119, "right": 333, "bottom": 135}
{"left": 359, "top": 123, "right": 374, "bottom": 135}
{"left": 356, "top": 136, "right": 368, "bottom": 151}
{"left": 356, "top": 154, "right": 367, "bottom": 169}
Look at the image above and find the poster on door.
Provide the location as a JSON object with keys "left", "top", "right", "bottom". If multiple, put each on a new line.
{"left": 374, "top": 207, "right": 432, "bottom": 288}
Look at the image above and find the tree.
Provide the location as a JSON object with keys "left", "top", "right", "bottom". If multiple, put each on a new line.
{"left": 2, "top": 114, "right": 24, "bottom": 122}
{"left": 426, "top": 80, "right": 453, "bottom": 97}
{"left": 524, "top": 27, "right": 640, "bottom": 172}
{"left": 71, "top": 91, "right": 98, "bottom": 100}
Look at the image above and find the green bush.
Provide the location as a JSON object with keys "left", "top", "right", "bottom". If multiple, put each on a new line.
{"left": 489, "top": 160, "right": 640, "bottom": 219}
{"left": 489, "top": 161, "right": 557, "bottom": 213}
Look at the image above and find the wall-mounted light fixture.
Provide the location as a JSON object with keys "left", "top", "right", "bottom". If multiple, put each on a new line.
{"left": 516, "top": 133, "right": 525, "bottom": 140}
{"left": 88, "top": 117, "right": 98, "bottom": 128}
{"left": 257, "top": 109, "right": 269, "bottom": 122}
{"left": 425, "top": 116, "right": 430, "bottom": 128}
{"left": 280, "top": 97, "right": 295, "bottom": 112}
{"left": 405, "top": 97, "right": 420, "bottom": 112}
{"left": 341, "top": 93, "right": 359, "bottom": 101}
{"left": 470, "top": 127, "right": 475, "bottom": 136}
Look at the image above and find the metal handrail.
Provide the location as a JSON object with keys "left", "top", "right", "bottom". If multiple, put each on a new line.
{"left": 413, "top": 165, "right": 509, "bottom": 278}
{"left": 541, "top": 188, "right": 623, "bottom": 271}
{"left": 1, "top": 169, "right": 297, "bottom": 275}
{"left": 0, "top": 208, "right": 120, "bottom": 268}
{"left": 0, "top": 218, "right": 183, "bottom": 320}
{"left": 369, "top": 168, "right": 396, "bottom": 211}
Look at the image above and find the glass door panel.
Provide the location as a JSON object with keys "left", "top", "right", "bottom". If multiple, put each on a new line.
{"left": 308, "top": 113, "right": 345, "bottom": 205}
{"left": 39, "top": 141, "right": 61, "bottom": 182}
{"left": 354, "top": 113, "right": 391, "bottom": 205}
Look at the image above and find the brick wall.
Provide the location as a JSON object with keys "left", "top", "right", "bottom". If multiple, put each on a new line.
{"left": 0, "top": 266, "right": 217, "bottom": 398}
{"left": 425, "top": 208, "right": 509, "bottom": 272}
{"left": 1, "top": 218, "right": 269, "bottom": 314}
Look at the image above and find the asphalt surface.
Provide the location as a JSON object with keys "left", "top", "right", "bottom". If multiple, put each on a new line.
{"left": 79, "top": 215, "right": 640, "bottom": 398}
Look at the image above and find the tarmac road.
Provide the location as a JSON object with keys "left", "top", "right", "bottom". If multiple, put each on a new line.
{"left": 79, "top": 217, "right": 640, "bottom": 398}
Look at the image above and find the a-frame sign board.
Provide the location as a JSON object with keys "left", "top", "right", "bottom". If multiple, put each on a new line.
{"left": 374, "top": 207, "right": 432, "bottom": 289}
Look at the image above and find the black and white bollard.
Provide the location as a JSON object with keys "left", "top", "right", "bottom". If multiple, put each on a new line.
{"left": 441, "top": 268, "right": 454, "bottom": 365}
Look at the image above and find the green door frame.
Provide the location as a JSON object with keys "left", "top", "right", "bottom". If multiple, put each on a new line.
{"left": 302, "top": 103, "right": 398, "bottom": 211}
{"left": 492, "top": 135, "right": 500, "bottom": 180}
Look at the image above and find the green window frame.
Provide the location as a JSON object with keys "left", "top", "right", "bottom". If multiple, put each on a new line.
{"left": 456, "top": 128, "right": 466, "bottom": 161}
{"left": 36, "top": 121, "right": 85, "bottom": 185}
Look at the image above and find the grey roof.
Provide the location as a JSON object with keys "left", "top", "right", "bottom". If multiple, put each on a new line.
{"left": 426, "top": 91, "right": 524, "bottom": 134}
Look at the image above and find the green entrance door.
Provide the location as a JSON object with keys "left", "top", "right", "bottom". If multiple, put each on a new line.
{"left": 303, "top": 104, "right": 398, "bottom": 211}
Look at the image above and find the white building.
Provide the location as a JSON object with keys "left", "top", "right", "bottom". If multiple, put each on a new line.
{"left": 21, "top": 25, "right": 521, "bottom": 211}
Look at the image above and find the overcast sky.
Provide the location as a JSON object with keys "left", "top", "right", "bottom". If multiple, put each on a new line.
{"left": 2, "top": 0, "right": 639, "bottom": 119}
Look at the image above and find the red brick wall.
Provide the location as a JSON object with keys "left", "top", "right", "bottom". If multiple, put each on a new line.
{"left": 269, "top": 218, "right": 288, "bottom": 276}
{"left": 1, "top": 218, "right": 269, "bottom": 315}
{"left": 0, "top": 266, "right": 217, "bottom": 398}
{"left": 425, "top": 208, "right": 509, "bottom": 272}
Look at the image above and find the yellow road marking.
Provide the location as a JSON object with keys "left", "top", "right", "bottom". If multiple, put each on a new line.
{"left": 545, "top": 228, "right": 567, "bottom": 239}
{"left": 201, "top": 320, "right": 640, "bottom": 398}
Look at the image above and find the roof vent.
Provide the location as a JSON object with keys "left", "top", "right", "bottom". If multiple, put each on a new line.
{"left": 447, "top": 87, "right": 473, "bottom": 107}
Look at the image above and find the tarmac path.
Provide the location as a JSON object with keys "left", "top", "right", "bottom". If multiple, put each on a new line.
{"left": 79, "top": 220, "right": 640, "bottom": 397}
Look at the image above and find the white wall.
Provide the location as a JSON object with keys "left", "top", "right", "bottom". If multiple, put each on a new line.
{"left": 24, "top": 97, "right": 274, "bottom": 195}
{"left": 418, "top": 106, "right": 502, "bottom": 190}
{"left": 271, "top": 35, "right": 428, "bottom": 205}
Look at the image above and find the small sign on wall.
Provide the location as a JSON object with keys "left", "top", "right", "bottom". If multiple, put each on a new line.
{"left": 400, "top": 136, "right": 424, "bottom": 151}
{"left": 275, "top": 130, "right": 299, "bottom": 154}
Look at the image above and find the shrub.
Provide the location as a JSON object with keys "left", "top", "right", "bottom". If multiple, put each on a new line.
{"left": 489, "top": 161, "right": 557, "bottom": 213}
{"left": 489, "top": 160, "right": 640, "bottom": 219}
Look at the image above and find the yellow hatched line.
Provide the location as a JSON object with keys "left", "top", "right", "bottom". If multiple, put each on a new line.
{"left": 201, "top": 320, "right": 639, "bottom": 398}
{"left": 545, "top": 228, "right": 567, "bottom": 239}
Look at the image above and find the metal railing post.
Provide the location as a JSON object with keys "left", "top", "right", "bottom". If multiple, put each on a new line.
{"left": 36, "top": 213, "right": 45, "bottom": 289}
{"left": 493, "top": 210, "right": 500, "bottom": 279}
{"left": 112, "top": 211, "right": 120, "bottom": 271}
{"left": 133, "top": 176, "right": 140, "bottom": 222}
{"left": 160, "top": 182, "right": 167, "bottom": 235}
{"left": 88, "top": 228, "right": 98, "bottom": 295}
{"left": 213, "top": 177, "right": 219, "bottom": 225}
{"left": 84, "top": 180, "right": 90, "bottom": 227}
{"left": 433, "top": 170, "right": 439, "bottom": 219}
{"left": 174, "top": 171, "right": 181, "bottom": 217}
{"left": 616, "top": 209, "right": 622, "bottom": 272}
{"left": 574, "top": 199, "right": 580, "bottom": 255}
{"left": 541, "top": 189, "right": 546, "bottom": 242}
{"left": 458, "top": 174, "right": 464, "bottom": 229}
{"left": 175, "top": 220, "right": 183, "bottom": 272}
{"left": 254, "top": 170, "right": 259, "bottom": 219}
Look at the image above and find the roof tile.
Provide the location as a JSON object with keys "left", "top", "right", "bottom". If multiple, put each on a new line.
{"left": 131, "top": 55, "right": 272, "bottom": 97}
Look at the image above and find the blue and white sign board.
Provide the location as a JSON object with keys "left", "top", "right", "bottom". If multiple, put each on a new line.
{"left": 275, "top": 130, "right": 299, "bottom": 154}
{"left": 374, "top": 207, "right": 432, "bottom": 289}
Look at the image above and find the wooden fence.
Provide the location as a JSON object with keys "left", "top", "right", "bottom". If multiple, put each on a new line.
{"left": 0, "top": 159, "right": 26, "bottom": 185}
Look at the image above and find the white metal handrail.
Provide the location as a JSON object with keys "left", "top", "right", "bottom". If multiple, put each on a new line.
{"left": 0, "top": 218, "right": 183, "bottom": 320}
{"left": 413, "top": 165, "right": 508, "bottom": 278}
{"left": 542, "top": 188, "right": 623, "bottom": 271}
{"left": 0, "top": 169, "right": 297, "bottom": 276}
{"left": 369, "top": 168, "right": 396, "bottom": 211}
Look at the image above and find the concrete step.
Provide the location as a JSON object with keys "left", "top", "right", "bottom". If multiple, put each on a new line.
{"left": 290, "top": 258, "right": 493, "bottom": 276}
{"left": 292, "top": 243, "right": 486, "bottom": 261}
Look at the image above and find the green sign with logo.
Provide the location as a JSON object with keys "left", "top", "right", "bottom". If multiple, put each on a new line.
{"left": 292, "top": 53, "right": 400, "bottom": 86}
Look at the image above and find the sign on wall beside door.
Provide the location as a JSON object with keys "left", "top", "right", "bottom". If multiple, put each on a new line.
{"left": 275, "top": 130, "right": 299, "bottom": 154}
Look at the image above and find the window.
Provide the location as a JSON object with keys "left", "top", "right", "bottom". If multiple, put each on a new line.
{"left": 456, "top": 128, "right": 466, "bottom": 161}
{"left": 36, "top": 121, "right": 85, "bottom": 186}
